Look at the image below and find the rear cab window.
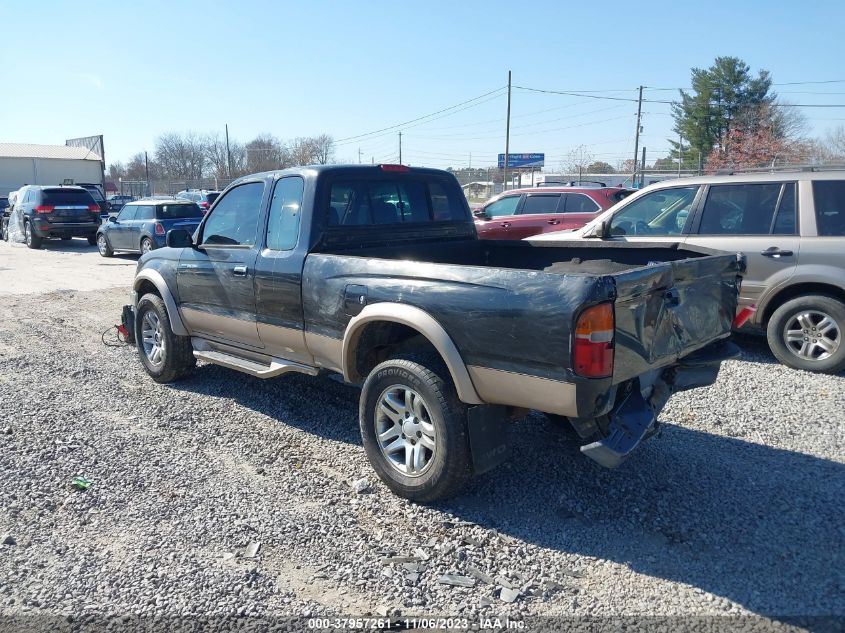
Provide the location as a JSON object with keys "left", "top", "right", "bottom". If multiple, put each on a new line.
{"left": 812, "top": 180, "right": 845, "bottom": 236}
{"left": 42, "top": 189, "right": 96, "bottom": 207}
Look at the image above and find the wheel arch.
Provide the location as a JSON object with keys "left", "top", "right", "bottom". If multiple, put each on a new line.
{"left": 342, "top": 303, "right": 482, "bottom": 405}
{"left": 761, "top": 282, "right": 845, "bottom": 326}
{"left": 133, "top": 269, "right": 188, "bottom": 336}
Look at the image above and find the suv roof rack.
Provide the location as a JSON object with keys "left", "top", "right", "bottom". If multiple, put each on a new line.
{"left": 716, "top": 164, "right": 845, "bottom": 175}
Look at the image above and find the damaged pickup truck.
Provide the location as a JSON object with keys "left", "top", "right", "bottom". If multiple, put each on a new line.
{"left": 127, "top": 164, "right": 744, "bottom": 501}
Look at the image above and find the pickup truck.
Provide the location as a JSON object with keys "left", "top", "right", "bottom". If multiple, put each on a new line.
{"left": 127, "top": 164, "right": 745, "bottom": 502}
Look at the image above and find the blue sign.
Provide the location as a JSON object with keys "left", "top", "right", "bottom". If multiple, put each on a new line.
{"left": 498, "top": 153, "right": 544, "bottom": 169}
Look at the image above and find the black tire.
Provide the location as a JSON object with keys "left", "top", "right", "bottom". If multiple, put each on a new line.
{"left": 86, "top": 233, "right": 97, "bottom": 246}
{"left": 135, "top": 293, "right": 196, "bottom": 383}
{"left": 140, "top": 237, "right": 154, "bottom": 254}
{"left": 96, "top": 232, "right": 113, "bottom": 257}
{"left": 767, "top": 294, "right": 845, "bottom": 373}
{"left": 360, "top": 355, "right": 473, "bottom": 503}
{"left": 24, "top": 221, "right": 42, "bottom": 249}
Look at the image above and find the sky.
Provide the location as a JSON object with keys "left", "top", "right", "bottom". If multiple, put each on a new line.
{"left": 2, "top": 0, "right": 844, "bottom": 172}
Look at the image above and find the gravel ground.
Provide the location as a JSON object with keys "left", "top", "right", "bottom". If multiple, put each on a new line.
{"left": 0, "top": 286, "right": 843, "bottom": 630}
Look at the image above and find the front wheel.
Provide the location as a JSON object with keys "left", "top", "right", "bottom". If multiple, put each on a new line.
{"left": 96, "top": 233, "right": 113, "bottom": 257}
{"left": 359, "top": 355, "right": 472, "bottom": 502}
{"left": 135, "top": 293, "right": 196, "bottom": 383}
{"left": 767, "top": 295, "right": 845, "bottom": 373}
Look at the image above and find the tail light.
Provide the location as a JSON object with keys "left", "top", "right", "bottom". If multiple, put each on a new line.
{"left": 733, "top": 304, "right": 757, "bottom": 329}
{"left": 200, "top": 201, "right": 209, "bottom": 209}
{"left": 379, "top": 164, "right": 410, "bottom": 172}
{"left": 88, "top": 204, "right": 100, "bottom": 211}
{"left": 34, "top": 205, "right": 55, "bottom": 213}
{"left": 573, "top": 302, "right": 615, "bottom": 378}
{"left": 154, "top": 222, "right": 165, "bottom": 235}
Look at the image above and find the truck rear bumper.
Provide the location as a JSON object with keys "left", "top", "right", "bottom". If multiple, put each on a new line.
{"left": 580, "top": 339, "right": 740, "bottom": 468}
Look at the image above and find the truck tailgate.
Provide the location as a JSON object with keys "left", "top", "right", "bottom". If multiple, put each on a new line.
{"left": 611, "top": 251, "right": 744, "bottom": 383}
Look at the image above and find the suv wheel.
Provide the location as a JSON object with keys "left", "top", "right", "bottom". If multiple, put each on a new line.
{"left": 97, "top": 233, "right": 113, "bottom": 257}
{"left": 767, "top": 295, "right": 845, "bottom": 373}
{"left": 24, "top": 221, "right": 42, "bottom": 249}
{"left": 359, "top": 355, "right": 473, "bottom": 502}
{"left": 135, "top": 293, "right": 196, "bottom": 383}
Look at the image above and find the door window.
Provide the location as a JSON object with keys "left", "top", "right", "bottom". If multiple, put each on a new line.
{"left": 609, "top": 186, "right": 698, "bottom": 236}
{"left": 266, "top": 177, "right": 304, "bottom": 250}
{"left": 772, "top": 183, "right": 797, "bottom": 235}
{"left": 518, "top": 194, "right": 561, "bottom": 215}
{"left": 484, "top": 195, "right": 520, "bottom": 218}
{"left": 563, "top": 193, "right": 601, "bottom": 213}
{"left": 117, "top": 205, "right": 138, "bottom": 221}
{"left": 698, "top": 183, "right": 783, "bottom": 235}
{"left": 200, "top": 182, "right": 264, "bottom": 246}
{"left": 812, "top": 180, "right": 845, "bottom": 236}
{"left": 135, "top": 205, "right": 155, "bottom": 221}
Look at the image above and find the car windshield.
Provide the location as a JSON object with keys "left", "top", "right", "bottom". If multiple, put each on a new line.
{"left": 157, "top": 203, "right": 204, "bottom": 219}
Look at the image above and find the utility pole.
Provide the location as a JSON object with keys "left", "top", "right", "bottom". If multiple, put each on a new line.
{"left": 640, "top": 147, "right": 647, "bottom": 188}
{"left": 504, "top": 70, "right": 512, "bottom": 191}
{"left": 225, "top": 124, "right": 232, "bottom": 178}
{"left": 144, "top": 151, "right": 150, "bottom": 196}
{"left": 632, "top": 85, "right": 643, "bottom": 186}
{"left": 469, "top": 152, "right": 472, "bottom": 169}
{"left": 358, "top": 148, "right": 362, "bottom": 164}
{"left": 678, "top": 134, "right": 683, "bottom": 177}
{"left": 398, "top": 132, "right": 402, "bottom": 164}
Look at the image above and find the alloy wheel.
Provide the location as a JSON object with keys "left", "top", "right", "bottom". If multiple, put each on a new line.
{"left": 141, "top": 310, "right": 164, "bottom": 366}
{"left": 374, "top": 385, "right": 437, "bottom": 477}
{"left": 783, "top": 310, "right": 840, "bottom": 361}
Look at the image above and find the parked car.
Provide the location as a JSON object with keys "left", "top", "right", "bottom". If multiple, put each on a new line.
{"left": 175, "top": 189, "right": 220, "bottom": 212}
{"left": 126, "top": 164, "right": 743, "bottom": 501}
{"left": 96, "top": 199, "right": 204, "bottom": 257}
{"left": 9, "top": 185, "right": 100, "bottom": 249}
{"left": 76, "top": 183, "right": 111, "bottom": 218}
{"left": 473, "top": 186, "right": 633, "bottom": 239}
{"left": 530, "top": 170, "right": 845, "bottom": 373}
{"left": 107, "top": 194, "right": 134, "bottom": 213}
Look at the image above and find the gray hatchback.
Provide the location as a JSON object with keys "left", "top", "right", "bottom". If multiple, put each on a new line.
{"left": 531, "top": 170, "right": 845, "bottom": 373}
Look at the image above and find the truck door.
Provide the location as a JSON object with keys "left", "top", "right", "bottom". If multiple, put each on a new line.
{"left": 686, "top": 182, "right": 799, "bottom": 311}
{"left": 176, "top": 181, "right": 266, "bottom": 349}
{"left": 253, "top": 175, "right": 313, "bottom": 364}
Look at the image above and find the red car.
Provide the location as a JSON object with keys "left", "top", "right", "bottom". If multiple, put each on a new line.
{"left": 473, "top": 186, "right": 633, "bottom": 240}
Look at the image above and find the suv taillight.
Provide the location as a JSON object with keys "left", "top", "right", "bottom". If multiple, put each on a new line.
{"left": 154, "top": 222, "right": 165, "bottom": 235}
{"left": 200, "top": 201, "right": 209, "bottom": 209}
{"left": 88, "top": 204, "right": 100, "bottom": 211}
{"left": 34, "top": 205, "right": 54, "bottom": 213}
{"left": 573, "top": 302, "right": 614, "bottom": 378}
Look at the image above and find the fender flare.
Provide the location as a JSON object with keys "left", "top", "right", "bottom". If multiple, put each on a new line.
{"left": 342, "top": 303, "right": 483, "bottom": 405}
{"left": 133, "top": 269, "right": 189, "bottom": 336}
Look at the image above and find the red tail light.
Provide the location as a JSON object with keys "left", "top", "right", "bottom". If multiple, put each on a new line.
{"left": 573, "top": 303, "right": 615, "bottom": 378}
{"left": 379, "top": 164, "right": 410, "bottom": 172}
{"left": 200, "top": 201, "right": 209, "bottom": 208}
{"left": 34, "top": 205, "right": 54, "bottom": 213}
{"left": 733, "top": 304, "right": 757, "bottom": 329}
{"left": 154, "top": 222, "right": 165, "bottom": 235}
{"left": 88, "top": 204, "right": 100, "bottom": 211}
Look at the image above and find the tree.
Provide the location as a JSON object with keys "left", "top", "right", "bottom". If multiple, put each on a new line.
{"left": 125, "top": 152, "right": 155, "bottom": 180}
{"left": 155, "top": 132, "right": 206, "bottom": 179}
{"left": 310, "top": 134, "right": 335, "bottom": 165}
{"left": 823, "top": 126, "right": 845, "bottom": 158}
{"left": 585, "top": 161, "right": 614, "bottom": 174}
{"left": 205, "top": 133, "right": 231, "bottom": 179}
{"left": 704, "top": 121, "right": 812, "bottom": 173}
{"left": 563, "top": 145, "right": 593, "bottom": 175}
{"left": 245, "top": 133, "right": 287, "bottom": 173}
{"left": 672, "top": 57, "right": 774, "bottom": 168}
{"left": 106, "top": 161, "right": 126, "bottom": 181}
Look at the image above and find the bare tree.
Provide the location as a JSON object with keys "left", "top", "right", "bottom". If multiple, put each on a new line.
{"left": 205, "top": 133, "right": 231, "bottom": 179}
{"left": 125, "top": 152, "right": 155, "bottom": 180}
{"left": 155, "top": 132, "right": 207, "bottom": 179}
{"left": 245, "top": 133, "right": 288, "bottom": 173}
{"left": 564, "top": 145, "right": 594, "bottom": 176}
{"left": 289, "top": 137, "right": 316, "bottom": 166}
{"left": 106, "top": 161, "right": 126, "bottom": 181}
{"left": 310, "top": 134, "right": 335, "bottom": 165}
{"left": 824, "top": 126, "right": 845, "bottom": 158}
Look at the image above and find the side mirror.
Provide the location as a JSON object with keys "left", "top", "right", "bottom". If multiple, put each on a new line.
{"left": 109, "top": 216, "right": 117, "bottom": 223}
{"left": 473, "top": 209, "right": 489, "bottom": 220}
{"left": 166, "top": 228, "right": 193, "bottom": 248}
{"left": 592, "top": 219, "right": 609, "bottom": 239}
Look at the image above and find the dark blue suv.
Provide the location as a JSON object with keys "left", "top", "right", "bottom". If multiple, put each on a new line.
{"left": 96, "top": 199, "right": 204, "bottom": 257}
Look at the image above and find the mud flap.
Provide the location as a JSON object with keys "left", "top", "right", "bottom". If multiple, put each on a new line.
{"left": 467, "top": 404, "right": 509, "bottom": 475}
{"left": 580, "top": 387, "right": 656, "bottom": 469}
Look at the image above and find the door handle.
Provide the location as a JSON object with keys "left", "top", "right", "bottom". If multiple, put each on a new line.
{"left": 547, "top": 219, "right": 561, "bottom": 225}
{"left": 232, "top": 265, "right": 248, "bottom": 276}
{"left": 760, "top": 248, "right": 793, "bottom": 258}
{"left": 500, "top": 222, "right": 511, "bottom": 228}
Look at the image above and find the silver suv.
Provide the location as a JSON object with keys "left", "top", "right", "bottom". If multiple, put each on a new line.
{"left": 531, "top": 170, "right": 845, "bottom": 373}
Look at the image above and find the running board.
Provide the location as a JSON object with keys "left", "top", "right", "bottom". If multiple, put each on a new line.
{"left": 193, "top": 350, "right": 318, "bottom": 379}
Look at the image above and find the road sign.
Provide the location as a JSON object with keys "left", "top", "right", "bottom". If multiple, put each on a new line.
{"left": 498, "top": 153, "right": 544, "bottom": 169}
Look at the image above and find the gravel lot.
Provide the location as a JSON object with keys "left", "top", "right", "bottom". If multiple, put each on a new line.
{"left": 0, "top": 241, "right": 843, "bottom": 629}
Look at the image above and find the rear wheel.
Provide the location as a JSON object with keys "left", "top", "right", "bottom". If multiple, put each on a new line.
{"left": 767, "top": 295, "right": 845, "bottom": 373}
{"left": 24, "top": 221, "right": 42, "bottom": 249}
{"left": 140, "top": 237, "right": 153, "bottom": 254}
{"left": 135, "top": 293, "right": 196, "bottom": 383}
{"left": 360, "top": 355, "right": 473, "bottom": 502}
{"left": 96, "top": 233, "right": 113, "bottom": 257}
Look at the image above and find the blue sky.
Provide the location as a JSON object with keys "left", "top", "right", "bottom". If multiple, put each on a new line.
{"left": 2, "top": 0, "right": 844, "bottom": 171}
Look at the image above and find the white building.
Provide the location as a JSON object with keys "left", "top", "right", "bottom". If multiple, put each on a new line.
{"left": 0, "top": 143, "right": 104, "bottom": 195}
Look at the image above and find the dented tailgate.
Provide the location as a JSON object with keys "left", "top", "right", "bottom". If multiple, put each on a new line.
{"left": 611, "top": 251, "right": 745, "bottom": 383}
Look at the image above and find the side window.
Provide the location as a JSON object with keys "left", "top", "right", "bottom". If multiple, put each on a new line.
{"left": 609, "top": 186, "right": 699, "bottom": 236}
{"left": 201, "top": 182, "right": 264, "bottom": 246}
{"left": 772, "top": 183, "right": 797, "bottom": 235}
{"left": 266, "top": 177, "right": 304, "bottom": 250}
{"left": 812, "top": 180, "right": 845, "bottom": 236}
{"left": 117, "top": 205, "right": 138, "bottom": 221}
{"left": 135, "top": 205, "right": 155, "bottom": 221}
{"left": 518, "top": 194, "right": 561, "bottom": 215}
{"left": 563, "top": 193, "right": 601, "bottom": 213}
{"left": 484, "top": 195, "right": 521, "bottom": 218}
{"left": 698, "top": 183, "right": 783, "bottom": 235}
